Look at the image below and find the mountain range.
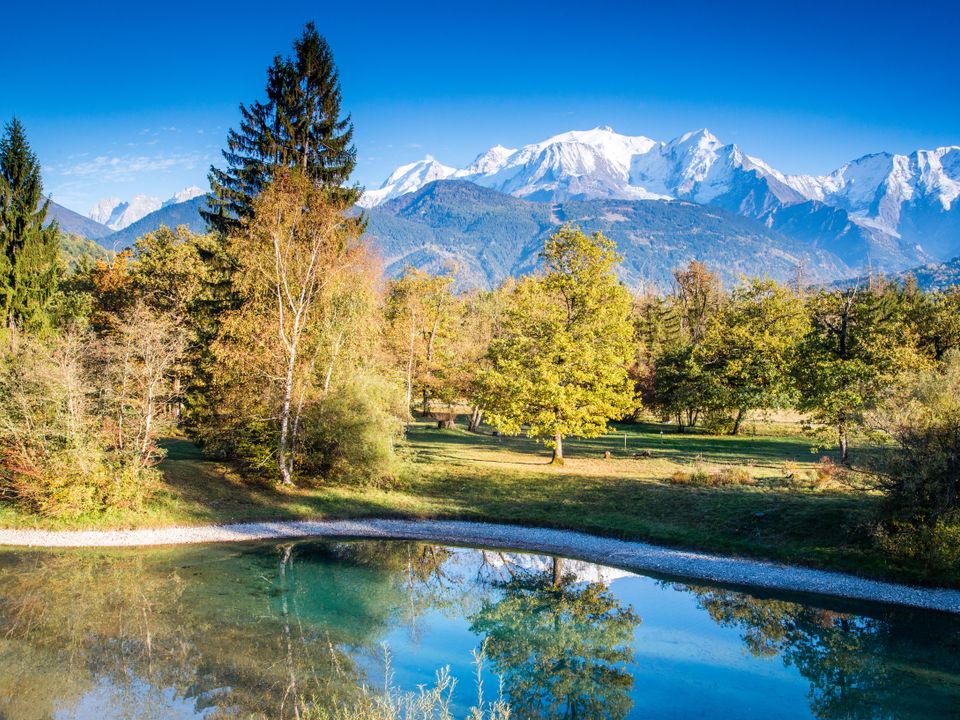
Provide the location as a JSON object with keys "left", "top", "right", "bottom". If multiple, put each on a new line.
{"left": 360, "top": 126, "right": 960, "bottom": 272}
{"left": 46, "top": 126, "right": 960, "bottom": 290}
{"left": 88, "top": 186, "right": 205, "bottom": 231}
{"left": 364, "top": 180, "right": 848, "bottom": 289}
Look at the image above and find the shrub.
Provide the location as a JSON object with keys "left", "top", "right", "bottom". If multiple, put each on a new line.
{"left": 299, "top": 372, "right": 407, "bottom": 485}
{"left": 0, "top": 331, "right": 160, "bottom": 517}
{"left": 874, "top": 516, "right": 960, "bottom": 582}
{"left": 869, "top": 350, "right": 960, "bottom": 523}
{"left": 814, "top": 456, "right": 845, "bottom": 487}
{"left": 668, "top": 464, "right": 753, "bottom": 487}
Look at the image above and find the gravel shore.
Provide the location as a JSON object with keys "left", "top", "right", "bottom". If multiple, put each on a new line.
{"left": 1, "top": 518, "right": 958, "bottom": 614}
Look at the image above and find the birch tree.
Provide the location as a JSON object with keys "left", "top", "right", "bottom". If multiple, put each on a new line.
{"left": 216, "top": 168, "right": 367, "bottom": 485}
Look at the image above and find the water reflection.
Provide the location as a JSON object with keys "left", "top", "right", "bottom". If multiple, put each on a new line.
{"left": 0, "top": 542, "right": 957, "bottom": 719}
{"left": 687, "top": 586, "right": 960, "bottom": 719}
{"left": 471, "top": 558, "right": 639, "bottom": 719}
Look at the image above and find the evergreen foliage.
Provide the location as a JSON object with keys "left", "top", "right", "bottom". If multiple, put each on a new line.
{"left": 0, "top": 118, "right": 60, "bottom": 331}
{"left": 204, "top": 23, "right": 359, "bottom": 234}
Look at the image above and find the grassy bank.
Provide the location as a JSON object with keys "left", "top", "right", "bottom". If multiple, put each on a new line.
{"left": 0, "top": 419, "right": 935, "bottom": 586}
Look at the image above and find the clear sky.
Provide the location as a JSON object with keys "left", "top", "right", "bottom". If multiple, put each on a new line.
{"left": 2, "top": 0, "right": 958, "bottom": 214}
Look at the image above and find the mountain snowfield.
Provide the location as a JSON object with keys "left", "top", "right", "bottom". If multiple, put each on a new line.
{"left": 360, "top": 126, "right": 960, "bottom": 265}
{"left": 88, "top": 186, "right": 205, "bottom": 231}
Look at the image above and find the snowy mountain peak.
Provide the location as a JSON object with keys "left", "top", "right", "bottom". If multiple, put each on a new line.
{"left": 166, "top": 185, "right": 205, "bottom": 206}
{"left": 357, "top": 157, "right": 458, "bottom": 208}
{"left": 359, "top": 127, "right": 960, "bottom": 262}
{"left": 89, "top": 198, "right": 123, "bottom": 225}
{"left": 671, "top": 128, "right": 720, "bottom": 149}
{"left": 88, "top": 188, "right": 205, "bottom": 231}
{"left": 465, "top": 145, "right": 517, "bottom": 175}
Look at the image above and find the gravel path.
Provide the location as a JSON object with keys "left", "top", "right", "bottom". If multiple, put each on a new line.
{"left": 2, "top": 518, "right": 958, "bottom": 614}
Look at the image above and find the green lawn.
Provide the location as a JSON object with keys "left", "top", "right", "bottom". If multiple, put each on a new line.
{"left": 0, "top": 419, "right": 935, "bottom": 586}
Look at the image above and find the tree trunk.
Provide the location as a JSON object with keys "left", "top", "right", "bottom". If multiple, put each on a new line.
{"left": 140, "top": 381, "right": 155, "bottom": 466}
{"left": 468, "top": 406, "right": 483, "bottom": 433}
{"left": 839, "top": 424, "right": 849, "bottom": 464}
{"left": 278, "top": 353, "right": 296, "bottom": 487}
{"left": 172, "top": 373, "right": 182, "bottom": 422}
{"left": 552, "top": 557, "right": 563, "bottom": 586}
{"left": 551, "top": 433, "right": 564, "bottom": 465}
{"left": 729, "top": 407, "right": 746, "bottom": 436}
{"left": 405, "top": 312, "right": 416, "bottom": 412}
{"left": 323, "top": 330, "right": 344, "bottom": 393}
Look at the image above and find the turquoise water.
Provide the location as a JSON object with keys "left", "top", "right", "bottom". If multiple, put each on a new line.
{"left": 0, "top": 539, "right": 958, "bottom": 719}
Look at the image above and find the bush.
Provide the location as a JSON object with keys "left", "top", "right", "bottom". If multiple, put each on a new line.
{"left": 299, "top": 372, "right": 407, "bottom": 485}
{"left": 869, "top": 350, "right": 960, "bottom": 524}
{"left": 0, "top": 331, "right": 159, "bottom": 517}
{"left": 669, "top": 464, "right": 753, "bottom": 487}
{"left": 814, "top": 456, "right": 845, "bottom": 487}
{"left": 874, "top": 516, "right": 960, "bottom": 582}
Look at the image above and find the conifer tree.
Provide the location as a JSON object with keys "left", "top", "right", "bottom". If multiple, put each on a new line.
{"left": 204, "top": 23, "right": 360, "bottom": 233}
{"left": 0, "top": 117, "right": 60, "bottom": 331}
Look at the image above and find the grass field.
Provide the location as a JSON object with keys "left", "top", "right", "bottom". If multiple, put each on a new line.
{"left": 0, "top": 417, "right": 927, "bottom": 586}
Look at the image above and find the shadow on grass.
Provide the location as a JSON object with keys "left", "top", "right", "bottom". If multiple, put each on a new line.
{"left": 408, "top": 420, "right": 884, "bottom": 470}
{"left": 157, "top": 438, "right": 433, "bottom": 524}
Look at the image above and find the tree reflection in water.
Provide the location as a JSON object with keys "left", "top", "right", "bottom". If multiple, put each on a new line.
{"left": 1, "top": 543, "right": 959, "bottom": 720}
{"left": 0, "top": 542, "right": 451, "bottom": 719}
{"left": 686, "top": 586, "right": 960, "bottom": 720}
{"left": 470, "top": 557, "right": 641, "bottom": 720}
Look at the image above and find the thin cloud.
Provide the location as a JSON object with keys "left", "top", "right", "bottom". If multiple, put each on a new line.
{"left": 56, "top": 152, "right": 209, "bottom": 183}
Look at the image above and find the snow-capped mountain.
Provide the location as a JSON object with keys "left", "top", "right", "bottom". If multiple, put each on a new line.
{"left": 360, "top": 158, "right": 458, "bottom": 207}
{"left": 88, "top": 186, "right": 204, "bottom": 231}
{"left": 89, "top": 197, "right": 123, "bottom": 226}
{"left": 165, "top": 185, "right": 205, "bottom": 207}
{"left": 360, "top": 127, "right": 960, "bottom": 264}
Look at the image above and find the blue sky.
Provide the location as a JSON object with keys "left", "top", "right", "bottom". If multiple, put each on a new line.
{"left": 2, "top": 0, "right": 958, "bottom": 214}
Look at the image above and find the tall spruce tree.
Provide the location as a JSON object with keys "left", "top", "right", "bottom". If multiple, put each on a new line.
{"left": 0, "top": 118, "right": 60, "bottom": 331}
{"left": 203, "top": 22, "right": 360, "bottom": 233}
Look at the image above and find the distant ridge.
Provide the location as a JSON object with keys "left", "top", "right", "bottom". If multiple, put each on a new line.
{"left": 104, "top": 195, "right": 208, "bottom": 247}
{"left": 836, "top": 255, "right": 960, "bottom": 292}
{"left": 45, "top": 199, "right": 112, "bottom": 240}
{"left": 360, "top": 126, "right": 960, "bottom": 272}
{"left": 363, "top": 180, "right": 852, "bottom": 290}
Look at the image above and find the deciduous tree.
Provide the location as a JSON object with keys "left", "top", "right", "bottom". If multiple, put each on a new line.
{"left": 480, "top": 226, "right": 636, "bottom": 463}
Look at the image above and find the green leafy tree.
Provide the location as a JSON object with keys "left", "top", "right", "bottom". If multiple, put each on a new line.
{"left": 480, "top": 226, "right": 635, "bottom": 463}
{"left": 671, "top": 260, "right": 724, "bottom": 344}
{"left": 640, "top": 261, "right": 725, "bottom": 431}
{"left": 384, "top": 267, "right": 457, "bottom": 415}
{"left": 868, "top": 350, "right": 960, "bottom": 524}
{"left": 0, "top": 118, "right": 60, "bottom": 331}
{"left": 697, "top": 278, "right": 809, "bottom": 434}
{"left": 649, "top": 344, "right": 717, "bottom": 432}
{"left": 206, "top": 169, "right": 385, "bottom": 486}
{"left": 204, "top": 23, "right": 359, "bottom": 233}
{"left": 904, "top": 282, "right": 960, "bottom": 363}
{"left": 470, "top": 565, "right": 640, "bottom": 719}
{"left": 795, "top": 284, "right": 924, "bottom": 462}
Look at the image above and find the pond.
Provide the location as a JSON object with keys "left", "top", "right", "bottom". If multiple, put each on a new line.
{"left": 0, "top": 539, "right": 958, "bottom": 719}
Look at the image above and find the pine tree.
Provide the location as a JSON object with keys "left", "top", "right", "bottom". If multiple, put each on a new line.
{"left": 203, "top": 22, "right": 360, "bottom": 234}
{"left": 0, "top": 117, "right": 60, "bottom": 331}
